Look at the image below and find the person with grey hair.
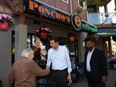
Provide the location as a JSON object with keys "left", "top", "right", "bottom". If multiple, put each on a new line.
{"left": 6, "top": 48, "right": 50, "bottom": 87}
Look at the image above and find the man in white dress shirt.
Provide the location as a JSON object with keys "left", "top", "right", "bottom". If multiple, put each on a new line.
{"left": 47, "top": 37, "right": 72, "bottom": 87}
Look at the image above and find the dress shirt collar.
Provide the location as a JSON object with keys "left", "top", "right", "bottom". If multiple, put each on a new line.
{"left": 88, "top": 47, "right": 95, "bottom": 53}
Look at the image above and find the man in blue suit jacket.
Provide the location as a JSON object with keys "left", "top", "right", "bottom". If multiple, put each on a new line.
{"left": 84, "top": 39, "right": 108, "bottom": 87}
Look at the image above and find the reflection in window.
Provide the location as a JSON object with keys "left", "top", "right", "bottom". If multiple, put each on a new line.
{"left": 27, "top": 34, "right": 47, "bottom": 60}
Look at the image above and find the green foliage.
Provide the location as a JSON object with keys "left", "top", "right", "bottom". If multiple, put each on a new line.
{"left": 86, "top": 8, "right": 93, "bottom": 13}
{"left": 75, "top": 7, "right": 83, "bottom": 14}
{"left": 83, "top": 0, "right": 111, "bottom": 6}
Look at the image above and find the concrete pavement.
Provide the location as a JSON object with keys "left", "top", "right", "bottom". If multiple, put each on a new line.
{"left": 70, "top": 69, "right": 116, "bottom": 87}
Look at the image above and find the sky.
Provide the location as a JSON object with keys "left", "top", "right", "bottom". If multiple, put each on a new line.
{"left": 107, "top": 0, "right": 115, "bottom": 12}
{"left": 99, "top": 0, "right": 116, "bottom": 23}
{"left": 99, "top": 0, "right": 116, "bottom": 50}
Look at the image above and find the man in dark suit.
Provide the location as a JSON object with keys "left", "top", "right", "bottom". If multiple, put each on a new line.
{"left": 84, "top": 39, "right": 108, "bottom": 87}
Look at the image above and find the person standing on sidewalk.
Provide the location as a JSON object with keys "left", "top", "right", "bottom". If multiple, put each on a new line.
{"left": 6, "top": 48, "right": 50, "bottom": 87}
{"left": 47, "top": 37, "right": 72, "bottom": 87}
{"left": 84, "top": 38, "right": 108, "bottom": 87}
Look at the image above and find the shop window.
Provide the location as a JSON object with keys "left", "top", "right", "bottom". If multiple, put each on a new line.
{"left": 27, "top": 34, "right": 36, "bottom": 48}
{"left": 11, "top": 33, "right": 48, "bottom": 65}
{"left": 27, "top": 34, "right": 47, "bottom": 51}
{"left": 61, "top": 0, "right": 69, "bottom": 4}
{"left": 27, "top": 34, "right": 49, "bottom": 69}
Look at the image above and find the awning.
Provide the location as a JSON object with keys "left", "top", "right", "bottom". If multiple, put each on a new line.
{"left": 98, "top": 27, "right": 116, "bottom": 36}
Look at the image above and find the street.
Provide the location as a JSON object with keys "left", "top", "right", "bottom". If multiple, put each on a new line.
{"left": 70, "top": 69, "right": 116, "bottom": 87}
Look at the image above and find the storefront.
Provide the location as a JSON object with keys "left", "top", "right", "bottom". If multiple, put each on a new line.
{"left": 0, "top": 0, "right": 97, "bottom": 86}
{"left": 22, "top": 0, "right": 97, "bottom": 62}
{"left": 19, "top": 0, "right": 97, "bottom": 82}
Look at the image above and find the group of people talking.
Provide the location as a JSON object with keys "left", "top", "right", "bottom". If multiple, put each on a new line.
{"left": 6, "top": 37, "right": 108, "bottom": 87}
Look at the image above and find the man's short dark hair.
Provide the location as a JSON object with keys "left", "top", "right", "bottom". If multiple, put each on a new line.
{"left": 85, "top": 37, "right": 95, "bottom": 43}
{"left": 50, "top": 37, "right": 59, "bottom": 43}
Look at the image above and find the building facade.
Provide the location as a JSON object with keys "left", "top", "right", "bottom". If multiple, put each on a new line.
{"left": 0, "top": 0, "right": 97, "bottom": 86}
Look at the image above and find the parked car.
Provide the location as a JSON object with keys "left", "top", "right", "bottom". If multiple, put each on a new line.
{"left": 107, "top": 55, "right": 116, "bottom": 69}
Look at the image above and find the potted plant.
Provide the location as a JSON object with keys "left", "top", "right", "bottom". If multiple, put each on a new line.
{"left": 75, "top": 7, "right": 83, "bottom": 14}
{"left": 36, "top": 26, "right": 51, "bottom": 39}
{"left": 0, "top": 13, "right": 14, "bottom": 30}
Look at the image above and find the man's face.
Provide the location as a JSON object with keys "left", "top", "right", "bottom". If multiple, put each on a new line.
{"left": 85, "top": 41, "right": 94, "bottom": 51}
{"left": 50, "top": 40, "right": 59, "bottom": 49}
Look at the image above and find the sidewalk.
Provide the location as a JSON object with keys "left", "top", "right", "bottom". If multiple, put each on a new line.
{"left": 70, "top": 69, "right": 116, "bottom": 87}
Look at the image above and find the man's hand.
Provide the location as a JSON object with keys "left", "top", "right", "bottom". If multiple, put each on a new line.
{"left": 101, "top": 75, "right": 108, "bottom": 83}
{"left": 83, "top": 75, "right": 87, "bottom": 81}
{"left": 67, "top": 73, "right": 72, "bottom": 86}
{"left": 45, "top": 65, "right": 50, "bottom": 73}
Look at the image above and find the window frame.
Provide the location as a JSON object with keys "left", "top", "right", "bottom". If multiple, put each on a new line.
{"left": 77, "top": 0, "right": 87, "bottom": 9}
{"left": 61, "top": 0, "right": 69, "bottom": 4}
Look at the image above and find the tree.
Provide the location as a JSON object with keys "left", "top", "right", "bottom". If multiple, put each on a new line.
{"left": 83, "top": 0, "right": 111, "bottom": 6}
